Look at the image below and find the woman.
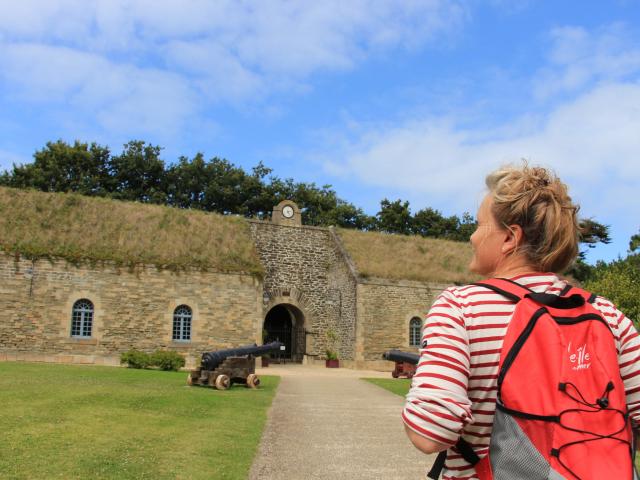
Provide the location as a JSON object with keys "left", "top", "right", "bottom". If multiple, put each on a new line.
{"left": 403, "top": 164, "right": 640, "bottom": 479}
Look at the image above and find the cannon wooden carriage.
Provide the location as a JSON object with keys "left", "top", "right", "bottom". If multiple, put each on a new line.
{"left": 188, "top": 341, "right": 283, "bottom": 390}
{"left": 382, "top": 349, "right": 419, "bottom": 379}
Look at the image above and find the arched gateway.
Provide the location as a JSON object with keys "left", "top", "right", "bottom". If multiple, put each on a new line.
{"left": 263, "top": 304, "right": 305, "bottom": 362}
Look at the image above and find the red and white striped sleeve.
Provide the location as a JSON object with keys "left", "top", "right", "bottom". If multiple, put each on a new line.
{"left": 594, "top": 298, "right": 640, "bottom": 424}
{"left": 403, "top": 287, "right": 474, "bottom": 446}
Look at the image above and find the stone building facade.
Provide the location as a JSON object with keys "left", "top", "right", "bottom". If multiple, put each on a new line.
{"left": 0, "top": 200, "right": 452, "bottom": 370}
{"left": 0, "top": 255, "right": 262, "bottom": 367}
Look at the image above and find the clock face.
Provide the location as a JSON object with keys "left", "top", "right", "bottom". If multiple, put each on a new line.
{"left": 282, "top": 205, "right": 294, "bottom": 218}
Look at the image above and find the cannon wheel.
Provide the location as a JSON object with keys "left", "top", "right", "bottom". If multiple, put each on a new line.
{"left": 246, "top": 373, "right": 260, "bottom": 389}
{"left": 215, "top": 374, "right": 230, "bottom": 390}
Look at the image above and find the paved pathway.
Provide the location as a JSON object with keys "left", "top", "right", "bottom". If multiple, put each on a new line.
{"left": 249, "top": 364, "right": 435, "bottom": 480}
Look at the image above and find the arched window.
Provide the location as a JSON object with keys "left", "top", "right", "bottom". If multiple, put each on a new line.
{"left": 71, "top": 299, "right": 94, "bottom": 338}
{"left": 409, "top": 317, "right": 422, "bottom": 347}
{"left": 173, "top": 305, "right": 192, "bottom": 341}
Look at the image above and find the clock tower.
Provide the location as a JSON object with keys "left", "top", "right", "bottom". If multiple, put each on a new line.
{"left": 271, "top": 200, "right": 302, "bottom": 226}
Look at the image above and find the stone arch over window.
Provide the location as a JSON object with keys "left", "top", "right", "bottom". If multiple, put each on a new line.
{"left": 409, "top": 316, "right": 422, "bottom": 347}
{"left": 173, "top": 305, "right": 192, "bottom": 341}
{"left": 71, "top": 299, "right": 94, "bottom": 338}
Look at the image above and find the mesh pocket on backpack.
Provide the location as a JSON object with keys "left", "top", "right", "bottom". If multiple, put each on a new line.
{"left": 490, "top": 409, "right": 565, "bottom": 480}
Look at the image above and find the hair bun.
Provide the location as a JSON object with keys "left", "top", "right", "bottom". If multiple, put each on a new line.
{"left": 485, "top": 162, "right": 580, "bottom": 273}
{"left": 530, "top": 167, "right": 551, "bottom": 188}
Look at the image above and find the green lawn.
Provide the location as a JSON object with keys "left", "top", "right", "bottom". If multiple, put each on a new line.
{"left": 362, "top": 377, "right": 411, "bottom": 397}
{"left": 0, "top": 362, "right": 279, "bottom": 480}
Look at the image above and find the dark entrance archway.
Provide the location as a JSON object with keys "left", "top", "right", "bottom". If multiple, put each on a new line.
{"left": 263, "top": 304, "right": 305, "bottom": 362}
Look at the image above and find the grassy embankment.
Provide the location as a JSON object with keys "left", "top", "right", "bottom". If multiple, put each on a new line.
{"left": 363, "top": 377, "right": 411, "bottom": 397}
{"left": 0, "top": 362, "right": 278, "bottom": 480}
{"left": 337, "top": 228, "right": 478, "bottom": 284}
{"left": 0, "top": 186, "right": 479, "bottom": 284}
{"left": 0, "top": 186, "right": 262, "bottom": 275}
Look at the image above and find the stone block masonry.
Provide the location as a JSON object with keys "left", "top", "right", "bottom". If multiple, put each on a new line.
{"left": 0, "top": 254, "right": 262, "bottom": 368}
{"left": 355, "top": 278, "right": 450, "bottom": 368}
{"left": 249, "top": 220, "right": 357, "bottom": 361}
{"left": 0, "top": 212, "right": 457, "bottom": 370}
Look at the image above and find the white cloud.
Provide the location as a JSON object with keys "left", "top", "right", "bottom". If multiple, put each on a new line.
{"left": 0, "top": 42, "right": 197, "bottom": 138}
{"left": 0, "top": 0, "right": 467, "bottom": 137}
{"left": 534, "top": 23, "right": 640, "bottom": 99}
{"left": 325, "top": 82, "right": 640, "bottom": 222}
{"left": 0, "top": 0, "right": 466, "bottom": 89}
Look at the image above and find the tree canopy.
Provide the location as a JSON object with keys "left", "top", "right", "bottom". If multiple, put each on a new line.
{"left": 0, "top": 139, "right": 478, "bottom": 240}
{"left": 0, "top": 139, "right": 615, "bottom": 252}
{"left": 584, "top": 246, "right": 640, "bottom": 327}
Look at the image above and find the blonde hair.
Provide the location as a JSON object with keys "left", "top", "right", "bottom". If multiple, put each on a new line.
{"left": 485, "top": 162, "right": 580, "bottom": 273}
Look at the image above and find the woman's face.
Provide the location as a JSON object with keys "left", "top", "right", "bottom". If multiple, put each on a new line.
{"left": 469, "top": 194, "right": 506, "bottom": 276}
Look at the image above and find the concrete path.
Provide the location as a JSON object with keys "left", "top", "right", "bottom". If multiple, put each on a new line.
{"left": 249, "top": 364, "right": 435, "bottom": 480}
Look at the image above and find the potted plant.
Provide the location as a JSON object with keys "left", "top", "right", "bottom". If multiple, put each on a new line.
{"left": 325, "top": 328, "right": 339, "bottom": 368}
{"left": 325, "top": 348, "right": 339, "bottom": 368}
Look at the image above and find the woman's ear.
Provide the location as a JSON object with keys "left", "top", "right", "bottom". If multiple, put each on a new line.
{"left": 502, "top": 224, "right": 524, "bottom": 254}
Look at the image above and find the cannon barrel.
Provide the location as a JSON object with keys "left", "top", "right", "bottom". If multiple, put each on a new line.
{"left": 201, "top": 341, "right": 283, "bottom": 371}
{"left": 382, "top": 349, "right": 419, "bottom": 365}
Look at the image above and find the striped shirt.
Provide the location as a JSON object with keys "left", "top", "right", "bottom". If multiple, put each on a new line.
{"left": 402, "top": 273, "right": 640, "bottom": 480}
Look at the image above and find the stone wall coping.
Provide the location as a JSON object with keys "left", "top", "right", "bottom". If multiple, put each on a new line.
{"left": 0, "top": 252, "right": 256, "bottom": 278}
{"left": 328, "top": 226, "right": 359, "bottom": 283}
{"left": 247, "top": 218, "right": 331, "bottom": 232}
{"left": 358, "top": 276, "right": 453, "bottom": 290}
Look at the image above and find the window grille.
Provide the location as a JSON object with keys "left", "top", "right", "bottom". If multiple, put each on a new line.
{"left": 409, "top": 317, "right": 422, "bottom": 347}
{"left": 71, "top": 299, "right": 94, "bottom": 338}
{"left": 173, "top": 305, "right": 192, "bottom": 341}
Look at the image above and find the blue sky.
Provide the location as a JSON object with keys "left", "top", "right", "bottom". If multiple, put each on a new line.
{"left": 1, "top": 1, "right": 639, "bottom": 263}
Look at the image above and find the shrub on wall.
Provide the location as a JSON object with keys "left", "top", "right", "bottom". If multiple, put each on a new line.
{"left": 120, "top": 349, "right": 185, "bottom": 371}
{"left": 151, "top": 350, "right": 186, "bottom": 371}
{"left": 120, "top": 349, "right": 152, "bottom": 369}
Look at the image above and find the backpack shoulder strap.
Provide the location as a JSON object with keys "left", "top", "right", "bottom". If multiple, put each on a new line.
{"left": 478, "top": 279, "right": 591, "bottom": 310}
{"left": 427, "top": 437, "right": 479, "bottom": 479}
{"left": 558, "top": 283, "right": 598, "bottom": 304}
{"left": 472, "top": 277, "right": 533, "bottom": 303}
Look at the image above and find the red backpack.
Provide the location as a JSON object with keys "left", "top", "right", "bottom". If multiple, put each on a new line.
{"left": 428, "top": 278, "right": 638, "bottom": 480}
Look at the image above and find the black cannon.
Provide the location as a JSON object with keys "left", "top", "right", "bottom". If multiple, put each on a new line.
{"left": 201, "top": 341, "right": 283, "bottom": 371}
{"left": 382, "top": 349, "right": 419, "bottom": 379}
{"left": 188, "top": 341, "right": 283, "bottom": 390}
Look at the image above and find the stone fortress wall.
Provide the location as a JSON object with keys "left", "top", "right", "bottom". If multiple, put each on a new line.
{"left": 0, "top": 254, "right": 261, "bottom": 367}
{"left": 355, "top": 278, "right": 449, "bottom": 369}
{"left": 0, "top": 199, "right": 454, "bottom": 370}
{"left": 249, "top": 220, "right": 358, "bottom": 362}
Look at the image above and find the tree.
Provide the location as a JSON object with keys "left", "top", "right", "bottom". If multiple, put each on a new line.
{"left": 376, "top": 199, "right": 412, "bottom": 235}
{"left": 567, "top": 219, "right": 613, "bottom": 281}
{"left": 456, "top": 212, "right": 477, "bottom": 242}
{"left": 109, "top": 141, "right": 166, "bottom": 204}
{"left": 1, "top": 140, "right": 111, "bottom": 195}
{"left": 579, "top": 219, "right": 612, "bottom": 250}
{"left": 584, "top": 254, "right": 640, "bottom": 328}
{"left": 288, "top": 182, "right": 373, "bottom": 229}
{"left": 0, "top": 138, "right": 491, "bottom": 242}
{"left": 411, "top": 208, "right": 475, "bottom": 241}
{"left": 412, "top": 207, "right": 447, "bottom": 237}
{"left": 165, "top": 153, "right": 209, "bottom": 209}
{"left": 630, "top": 229, "right": 640, "bottom": 253}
